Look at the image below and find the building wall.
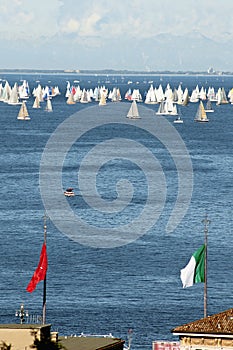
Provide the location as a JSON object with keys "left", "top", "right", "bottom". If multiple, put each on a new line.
{"left": 0, "top": 328, "right": 37, "bottom": 350}
{"left": 0, "top": 326, "right": 50, "bottom": 350}
{"left": 179, "top": 336, "right": 233, "bottom": 350}
{"left": 153, "top": 341, "right": 180, "bottom": 350}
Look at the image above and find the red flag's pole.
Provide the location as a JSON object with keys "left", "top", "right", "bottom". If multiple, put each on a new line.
{"left": 42, "top": 213, "right": 47, "bottom": 324}
{"left": 43, "top": 276, "right": 47, "bottom": 324}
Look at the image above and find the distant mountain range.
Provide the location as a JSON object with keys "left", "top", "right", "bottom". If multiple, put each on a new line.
{"left": 0, "top": 31, "right": 232, "bottom": 73}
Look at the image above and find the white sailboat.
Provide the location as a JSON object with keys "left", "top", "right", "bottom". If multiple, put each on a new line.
{"left": 32, "top": 95, "right": 41, "bottom": 109}
{"left": 8, "top": 83, "right": 21, "bottom": 105}
{"left": 194, "top": 101, "right": 209, "bottom": 122}
{"left": 99, "top": 93, "right": 107, "bottom": 106}
{"left": 204, "top": 99, "right": 214, "bottom": 113}
{"left": 228, "top": 88, "right": 233, "bottom": 104}
{"left": 33, "top": 84, "right": 44, "bottom": 102}
{"left": 110, "top": 87, "right": 122, "bottom": 102}
{"left": 126, "top": 100, "right": 141, "bottom": 119}
{"left": 156, "top": 101, "right": 167, "bottom": 115}
{"left": 2, "top": 80, "right": 11, "bottom": 103}
{"left": 17, "top": 101, "right": 30, "bottom": 120}
{"left": 65, "top": 81, "right": 71, "bottom": 97}
{"left": 45, "top": 98, "right": 53, "bottom": 112}
{"left": 131, "top": 89, "right": 143, "bottom": 102}
{"left": 80, "top": 89, "right": 89, "bottom": 104}
{"left": 173, "top": 115, "right": 183, "bottom": 124}
{"left": 18, "top": 80, "right": 30, "bottom": 99}
{"left": 216, "top": 87, "right": 228, "bottom": 105}
{"left": 66, "top": 93, "right": 76, "bottom": 104}
{"left": 182, "top": 88, "right": 189, "bottom": 106}
{"left": 189, "top": 86, "right": 199, "bottom": 103}
{"left": 145, "top": 85, "right": 157, "bottom": 104}
{"left": 156, "top": 100, "right": 177, "bottom": 115}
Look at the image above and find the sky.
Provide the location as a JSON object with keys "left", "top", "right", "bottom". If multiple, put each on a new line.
{"left": 1, "top": 0, "right": 233, "bottom": 71}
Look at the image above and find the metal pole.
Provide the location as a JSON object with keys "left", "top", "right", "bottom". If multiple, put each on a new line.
{"left": 202, "top": 213, "right": 210, "bottom": 318}
{"left": 42, "top": 213, "right": 47, "bottom": 324}
{"left": 42, "top": 276, "right": 46, "bottom": 324}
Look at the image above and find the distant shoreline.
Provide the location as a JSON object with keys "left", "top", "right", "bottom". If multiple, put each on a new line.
{"left": 0, "top": 68, "right": 232, "bottom": 76}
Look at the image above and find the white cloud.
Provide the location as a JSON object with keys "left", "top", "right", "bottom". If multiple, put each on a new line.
{"left": 55, "top": 0, "right": 233, "bottom": 42}
{"left": 60, "top": 13, "right": 103, "bottom": 37}
{"left": 2, "top": 0, "right": 233, "bottom": 42}
{"left": 61, "top": 18, "right": 80, "bottom": 34}
{"left": 1, "top": 0, "right": 233, "bottom": 70}
{"left": 0, "top": 0, "right": 62, "bottom": 40}
{"left": 79, "top": 13, "right": 102, "bottom": 36}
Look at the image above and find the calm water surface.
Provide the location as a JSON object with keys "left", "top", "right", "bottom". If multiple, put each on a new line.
{"left": 0, "top": 74, "right": 233, "bottom": 350}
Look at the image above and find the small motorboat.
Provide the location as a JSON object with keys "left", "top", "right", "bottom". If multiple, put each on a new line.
{"left": 64, "top": 188, "right": 75, "bottom": 197}
{"left": 173, "top": 115, "right": 183, "bottom": 124}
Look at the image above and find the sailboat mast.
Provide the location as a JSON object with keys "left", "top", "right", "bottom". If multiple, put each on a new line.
{"left": 42, "top": 213, "right": 48, "bottom": 324}
{"left": 202, "top": 213, "right": 210, "bottom": 318}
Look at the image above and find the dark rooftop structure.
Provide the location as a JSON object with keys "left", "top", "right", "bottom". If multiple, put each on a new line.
{"left": 60, "top": 335, "right": 125, "bottom": 350}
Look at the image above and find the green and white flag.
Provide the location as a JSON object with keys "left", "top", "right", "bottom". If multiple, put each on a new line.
{"left": 180, "top": 244, "right": 205, "bottom": 288}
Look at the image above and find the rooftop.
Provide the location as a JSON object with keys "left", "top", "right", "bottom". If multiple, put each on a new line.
{"left": 0, "top": 323, "right": 51, "bottom": 329}
{"left": 172, "top": 308, "right": 233, "bottom": 335}
{"left": 59, "top": 335, "right": 125, "bottom": 350}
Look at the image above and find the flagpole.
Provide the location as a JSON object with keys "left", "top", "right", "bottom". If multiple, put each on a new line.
{"left": 202, "top": 213, "right": 210, "bottom": 318}
{"left": 42, "top": 213, "right": 47, "bottom": 324}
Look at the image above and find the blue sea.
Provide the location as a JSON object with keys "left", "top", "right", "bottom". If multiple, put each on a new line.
{"left": 0, "top": 73, "right": 233, "bottom": 350}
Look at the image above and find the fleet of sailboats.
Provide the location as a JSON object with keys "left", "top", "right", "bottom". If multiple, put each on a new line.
{"left": 3, "top": 77, "right": 233, "bottom": 124}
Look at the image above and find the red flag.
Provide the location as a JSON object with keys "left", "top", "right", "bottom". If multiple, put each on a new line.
{"left": 26, "top": 243, "right": 48, "bottom": 293}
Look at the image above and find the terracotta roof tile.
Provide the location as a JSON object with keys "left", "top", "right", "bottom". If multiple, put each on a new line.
{"left": 172, "top": 308, "right": 233, "bottom": 335}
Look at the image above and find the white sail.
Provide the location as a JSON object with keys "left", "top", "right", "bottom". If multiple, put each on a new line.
{"left": 182, "top": 88, "right": 189, "bottom": 106}
{"left": 171, "top": 103, "right": 178, "bottom": 115}
{"left": 18, "top": 80, "right": 30, "bottom": 99}
{"left": 8, "top": 83, "right": 21, "bottom": 105}
{"left": 67, "top": 93, "right": 76, "bottom": 104}
{"left": 156, "top": 100, "right": 177, "bottom": 115}
{"left": 2, "top": 80, "right": 11, "bottom": 103}
{"left": 73, "top": 85, "right": 82, "bottom": 102}
{"left": 155, "top": 84, "right": 164, "bottom": 102}
{"left": 190, "top": 88, "right": 199, "bottom": 103}
{"left": 32, "top": 95, "right": 41, "bottom": 109}
{"left": 131, "top": 89, "right": 142, "bottom": 102}
{"left": 127, "top": 100, "right": 141, "bottom": 119}
{"left": 99, "top": 93, "right": 107, "bottom": 106}
{"left": 110, "top": 87, "right": 121, "bottom": 102}
{"left": 207, "top": 87, "right": 217, "bottom": 101}
{"left": 45, "top": 98, "right": 53, "bottom": 112}
{"left": 17, "top": 101, "right": 30, "bottom": 120}
{"left": 194, "top": 101, "right": 209, "bottom": 122}
{"left": 145, "top": 85, "right": 157, "bottom": 104}
{"left": 204, "top": 99, "right": 214, "bottom": 112}
{"left": 80, "top": 89, "right": 89, "bottom": 104}
{"left": 65, "top": 81, "right": 71, "bottom": 97}
{"left": 216, "top": 87, "right": 228, "bottom": 105}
